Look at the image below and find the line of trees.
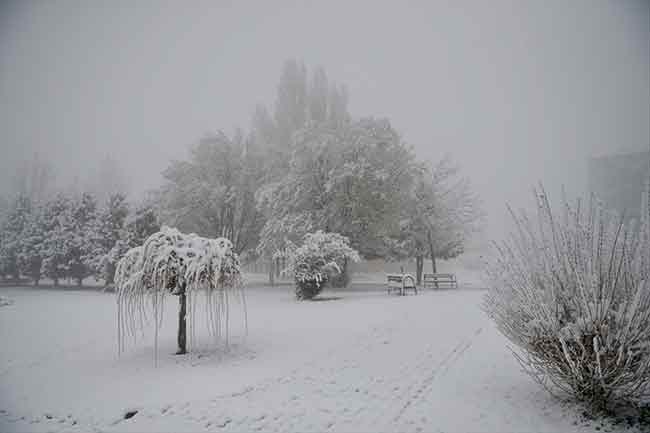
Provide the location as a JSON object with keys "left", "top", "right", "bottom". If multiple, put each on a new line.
{"left": 0, "top": 190, "right": 159, "bottom": 287}
{"left": 156, "top": 59, "right": 483, "bottom": 285}
{"left": 1, "top": 59, "right": 482, "bottom": 287}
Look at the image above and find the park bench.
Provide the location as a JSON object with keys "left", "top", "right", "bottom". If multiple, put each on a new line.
{"left": 386, "top": 273, "right": 418, "bottom": 296}
{"left": 422, "top": 273, "right": 458, "bottom": 289}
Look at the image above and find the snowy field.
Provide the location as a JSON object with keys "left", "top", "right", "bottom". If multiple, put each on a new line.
{"left": 0, "top": 284, "right": 632, "bottom": 433}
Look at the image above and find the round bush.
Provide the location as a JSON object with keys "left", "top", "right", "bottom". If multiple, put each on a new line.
{"left": 295, "top": 278, "right": 325, "bottom": 300}
{"left": 287, "top": 231, "right": 360, "bottom": 301}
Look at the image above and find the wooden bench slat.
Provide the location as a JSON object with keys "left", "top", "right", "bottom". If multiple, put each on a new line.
{"left": 422, "top": 273, "right": 458, "bottom": 289}
{"left": 385, "top": 273, "right": 418, "bottom": 295}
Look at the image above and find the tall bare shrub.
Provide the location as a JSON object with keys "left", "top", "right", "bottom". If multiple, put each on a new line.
{"left": 484, "top": 185, "right": 650, "bottom": 408}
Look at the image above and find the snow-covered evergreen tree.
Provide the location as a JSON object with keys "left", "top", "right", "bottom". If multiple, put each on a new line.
{"left": 17, "top": 203, "right": 47, "bottom": 285}
{"left": 0, "top": 201, "right": 5, "bottom": 280}
{"left": 101, "top": 199, "right": 160, "bottom": 288}
{"left": 65, "top": 192, "right": 98, "bottom": 285}
{"left": 0, "top": 194, "right": 31, "bottom": 280}
{"left": 39, "top": 192, "right": 98, "bottom": 286}
{"left": 124, "top": 201, "right": 160, "bottom": 248}
{"left": 40, "top": 194, "right": 72, "bottom": 285}
{"left": 86, "top": 193, "right": 129, "bottom": 285}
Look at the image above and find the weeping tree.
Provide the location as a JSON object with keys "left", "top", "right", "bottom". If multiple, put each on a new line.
{"left": 115, "top": 226, "right": 247, "bottom": 361}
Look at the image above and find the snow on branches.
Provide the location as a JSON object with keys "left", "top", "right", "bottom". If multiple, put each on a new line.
{"left": 483, "top": 185, "right": 650, "bottom": 407}
{"left": 115, "top": 226, "right": 246, "bottom": 360}
{"left": 286, "top": 231, "right": 360, "bottom": 300}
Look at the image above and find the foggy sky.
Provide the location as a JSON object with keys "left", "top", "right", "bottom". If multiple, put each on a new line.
{"left": 1, "top": 0, "right": 648, "bottom": 241}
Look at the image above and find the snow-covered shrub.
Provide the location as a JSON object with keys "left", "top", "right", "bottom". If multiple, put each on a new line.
{"left": 328, "top": 261, "right": 351, "bottom": 288}
{"left": 483, "top": 187, "right": 650, "bottom": 409}
{"left": 115, "top": 226, "right": 246, "bottom": 359}
{"left": 287, "top": 231, "right": 360, "bottom": 300}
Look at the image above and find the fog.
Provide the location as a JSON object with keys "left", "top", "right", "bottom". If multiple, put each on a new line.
{"left": 1, "top": 0, "right": 648, "bottom": 241}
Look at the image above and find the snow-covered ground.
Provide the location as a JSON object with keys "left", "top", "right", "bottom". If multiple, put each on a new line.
{"left": 0, "top": 283, "right": 631, "bottom": 433}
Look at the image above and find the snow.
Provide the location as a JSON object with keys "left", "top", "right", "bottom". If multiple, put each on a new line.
{"left": 0, "top": 283, "right": 636, "bottom": 433}
{"left": 0, "top": 295, "right": 12, "bottom": 307}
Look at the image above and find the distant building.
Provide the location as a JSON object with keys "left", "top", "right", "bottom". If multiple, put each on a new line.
{"left": 587, "top": 150, "right": 649, "bottom": 221}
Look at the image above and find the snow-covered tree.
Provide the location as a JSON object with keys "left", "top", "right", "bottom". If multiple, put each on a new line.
{"left": 249, "top": 60, "right": 353, "bottom": 284}
{"left": 86, "top": 193, "right": 129, "bottom": 285}
{"left": 308, "top": 65, "right": 349, "bottom": 126}
{"left": 483, "top": 185, "right": 650, "bottom": 409}
{"left": 286, "top": 231, "right": 360, "bottom": 300}
{"left": 398, "top": 156, "right": 483, "bottom": 284}
{"left": 0, "top": 197, "right": 6, "bottom": 279}
{"left": 40, "top": 194, "right": 72, "bottom": 285}
{"left": 17, "top": 203, "right": 47, "bottom": 285}
{"left": 0, "top": 194, "right": 31, "bottom": 280}
{"left": 274, "top": 59, "right": 308, "bottom": 151}
{"left": 0, "top": 195, "right": 9, "bottom": 221}
{"left": 101, "top": 200, "right": 160, "bottom": 289}
{"left": 158, "top": 131, "right": 264, "bottom": 256}
{"left": 36, "top": 192, "right": 98, "bottom": 286}
{"left": 67, "top": 192, "right": 98, "bottom": 285}
{"left": 251, "top": 59, "right": 350, "bottom": 183}
{"left": 123, "top": 201, "right": 160, "bottom": 248}
{"left": 115, "top": 226, "right": 246, "bottom": 358}
{"left": 258, "top": 118, "right": 417, "bottom": 268}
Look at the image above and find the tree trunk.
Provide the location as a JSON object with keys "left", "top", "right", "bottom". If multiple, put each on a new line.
{"left": 33, "top": 278, "right": 39, "bottom": 286}
{"left": 427, "top": 230, "right": 438, "bottom": 289}
{"left": 275, "top": 257, "right": 281, "bottom": 279}
{"left": 106, "top": 262, "right": 116, "bottom": 286}
{"left": 53, "top": 278, "right": 59, "bottom": 287}
{"left": 416, "top": 255, "right": 423, "bottom": 285}
{"left": 176, "top": 286, "right": 187, "bottom": 355}
{"left": 268, "top": 258, "right": 275, "bottom": 286}
{"left": 331, "top": 257, "right": 349, "bottom": 288}
{"left": 76, "top": 277, "right": 83, "bottom": 287}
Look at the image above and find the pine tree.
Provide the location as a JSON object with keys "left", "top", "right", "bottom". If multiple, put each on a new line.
{"left": 87, "top": 193, "right": 129, "bottom": 285}
{"left": 17, "top": 204, "right": 46, "bottom": 285}
{"left": 71, "top": 193, "right": 98, "bottom": 285}
{"left": 102, "top": 200, "right": 160, "bottom": 289}
{"left": 40, "top": 194, "right": 72, "bottom": 286}
{"left": 0, "top": 194, "right": 31, "bottom": 281}
{"left": 124, "top": 202, "right": 160, "bottom": 247}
